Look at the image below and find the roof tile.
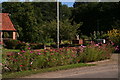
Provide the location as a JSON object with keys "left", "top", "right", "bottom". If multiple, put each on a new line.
{"left": 0, "top": 13, "right": 16, "bottom": 31}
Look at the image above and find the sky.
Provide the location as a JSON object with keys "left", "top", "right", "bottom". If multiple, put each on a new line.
{"left": 62, "top": 2, "right": 74, "bottom": 7}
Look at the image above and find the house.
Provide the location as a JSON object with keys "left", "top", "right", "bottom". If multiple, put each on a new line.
{"left": 0, "top": 13, "right": 17, "bottom": 43}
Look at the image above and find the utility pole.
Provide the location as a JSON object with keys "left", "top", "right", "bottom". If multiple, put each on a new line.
{"left": 57, "top": 1, "right": 59, "bottom": 48}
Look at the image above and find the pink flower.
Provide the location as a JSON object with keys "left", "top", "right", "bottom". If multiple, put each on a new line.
{"left": 28, "top": 47, "right": 31, "bottom": 50}
{"left": 59, "top": 52, "right": 62, "bottom": 54}
{"left": 0, "top": 42, "right": 2, "bottom": 44}
{"left": 44, "top": 50, "right": 48, "bottom": 52}
{"left": 27, "top": 44, "right": 30, "bottom": 46}
{"left": 30, "top": 61, "right": 33, "bottom": 64}
{"left": 18, "top": 52, "right": 20, "bottom": 54}
{"left": 13, "top": 59, "right": 18, "bottom": 62}
{"left": 115, "top": 46, "right": 119, "bottom": 50}
{"left": 81, "top": 45, "right": 86, "bottom": 48}
{"left": 95, "top": 44, "right": 99, "bottom": 46}
{"left": 0, "top": 63, "right": 2, "bottom": 66}
{"left": 51, "top": 53, "right": 54, "bottom": 55}
{"left": 21, "top": 50, "right": 26, "bottom": 53}
{"left": 55, "top": 50, "right": 58, "bottom": 52}
{"left": 111, "top": 42, "right": 114, "bottom": 45}
{"left": 38, "top": 53, "right": 42, "bottom": 55}
{"left": 72, "top": 55, "right": 75, "bottom": 57}
{"left": 30, "top": 51, "right": 33, "bottom": 53}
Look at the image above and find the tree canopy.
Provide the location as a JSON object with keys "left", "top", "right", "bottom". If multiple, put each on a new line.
{"left": 2, "top": 2, "right": 81, "bottom": 43}
{"left": 2, "top": 2, "right": 120, "bottom": 43}
{"left": 72, "top": 2, "right": 120, "bottom": 36}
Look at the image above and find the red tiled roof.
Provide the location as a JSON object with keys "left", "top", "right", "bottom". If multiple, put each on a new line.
{"left": 0, "top": 13, "right": 16, "bottom": 31}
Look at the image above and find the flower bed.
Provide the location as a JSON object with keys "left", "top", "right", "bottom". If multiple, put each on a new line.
{"left": 2, "top": 43, "right": 114, "bottom": 73}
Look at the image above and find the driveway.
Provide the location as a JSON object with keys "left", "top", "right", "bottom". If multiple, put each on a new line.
{"left": 22, "top": 54, "right": 119, "bottom": 79}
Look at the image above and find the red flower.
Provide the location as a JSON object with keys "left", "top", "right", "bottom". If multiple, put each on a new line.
{"left": 20, "top": 65, "right": 23, "bottom": 67}
{"left": 77, "top": 60, "right": 80, "bottom": 62}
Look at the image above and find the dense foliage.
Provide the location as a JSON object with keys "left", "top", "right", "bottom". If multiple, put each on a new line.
{"left": 2, "top": 2, "right": 82, "bottom": 43}
{"left": 2, "top": 2, "right": 120, "bottom": 43}
{"left": 107, "top": 29, "right": 120, "bottom": 45}
{"left": 4, "top": 39, "right": 45, "bottom": 50}
{"left": 72, "top": 2, "right": 120, "bottom": 36}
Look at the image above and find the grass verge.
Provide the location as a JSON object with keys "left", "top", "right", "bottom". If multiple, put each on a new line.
{"left": 2, "top": 49, "right": 20, "bottom": 54}
{"left": 3, "top": 63, "right": 95, "bottom": 78}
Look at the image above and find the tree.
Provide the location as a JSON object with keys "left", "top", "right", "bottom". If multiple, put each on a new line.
{"left": 72, "top": 2, "right": 120, "bottom": 36}
{"left": 2, "top": 2, "right": 57, "bottom": 43}
{"left": 2, "top": 2, "right": 39, "bottom": 42}
{"left": 41, "top": 20, "right": 82, "bottom": 43}
{"left": 60, "top": 3, "right": 72, "bottom": 21}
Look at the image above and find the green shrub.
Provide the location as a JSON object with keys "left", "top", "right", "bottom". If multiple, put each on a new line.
{"left": 15, "top": 42, "right": 27, "bottom": 50}
{"left": 4, "top": 39, "right": 19, "bottom": 49}
{"left": 81, "top": 44, "right": 113, "bottom": 62}
{"left": 30, "top": 43, "right": 44, "bottom": 49}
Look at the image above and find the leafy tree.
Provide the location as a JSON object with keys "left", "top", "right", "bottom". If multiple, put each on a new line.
{"left": 60, "top": 3, "right": 72, "bottom": 21}
{"left": 2, "top": 2, "right": 57, "bottom": 43}
{"left": 72, "top": 2, "right": 120, "bottom": 36}
{"left": 40, "top": 20, "right": 82, "bottom": 43}
{"left": 2, "top": 2, "right": 38, "bottom": 42}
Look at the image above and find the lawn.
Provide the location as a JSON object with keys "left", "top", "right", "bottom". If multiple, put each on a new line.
{"left": 2, "top": 49, "right": 20, "bottom": 54}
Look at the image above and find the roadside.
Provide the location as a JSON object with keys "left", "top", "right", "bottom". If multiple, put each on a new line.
{"left": 22, "top": 54, "right": 119, "bottom": 78}
{"left": 3, "top": 63, "right": 95, "bottom": 78}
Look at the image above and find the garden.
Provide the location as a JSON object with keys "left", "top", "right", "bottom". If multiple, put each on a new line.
{"left": 1, "top": 2, "right": 120, "bottom": 78}
{"left": 2, "top": 39, "right": 116, "bottom": 77}
{"left": 2, "top": 28, "right": 120, "bottom": 78}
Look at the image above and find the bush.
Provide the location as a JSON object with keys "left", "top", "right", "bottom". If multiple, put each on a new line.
{"left": 4, "top": 39, "right": 19, "bottom": 49}
{"left": 15, "top": 42, "right": 27, "bottom": 50}
{"left": 81, "top": 44, "right": 113, "bottom": 62}
{"left": 4, "top": 39, "right": 28, "bottom": 50}
{"left": 2, "top": 43, "right": 114, "bottom": 73}
{"left": 30, "top": 43, "right": 44, "bottom": 49}
{"left": 4, "top": 40, "right": 44, "bottom": 50}
{"left": 107, "top": 29, "right": 120, "bottom": 46}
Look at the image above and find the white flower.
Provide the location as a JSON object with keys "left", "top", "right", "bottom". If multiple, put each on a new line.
{"left": 30, "top": 61, "right": 33, "bottom": 64}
